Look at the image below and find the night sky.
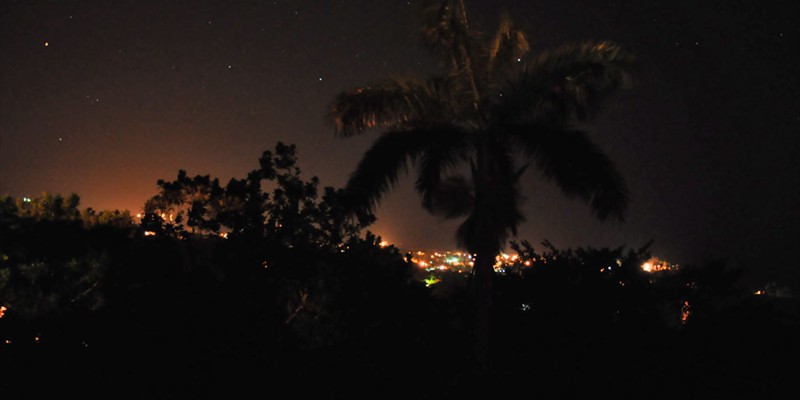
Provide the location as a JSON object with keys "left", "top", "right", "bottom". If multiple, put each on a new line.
{"left": 2, "top": 0, "right": 798, "bottom": 287}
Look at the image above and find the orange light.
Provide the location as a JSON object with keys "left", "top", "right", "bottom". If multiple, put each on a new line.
{"left": 641, "top": 257, "right": 675, "bottom": 273}
{"left": 680, "top": 300, "right": 691, "bottom": 324}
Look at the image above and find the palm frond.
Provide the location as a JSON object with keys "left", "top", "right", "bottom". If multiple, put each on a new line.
{"left": 343, "top": 126, "right": 460, "bottom": 223}
{"left": 398, "top": 75, "right": 470, "bottom": 123}
{"left": 423, "top": 175, "right": 474, "bottom": 219}
{"left": 508, "top": 123, "right": 629, "bottom": 221}
{"left": 414, "top": 126, "right": 472, "bottom": 213}
{"left": 327, "top": 81, "right": 414, "bottom": 137}
{"left": 501, "top": 41, "right": 634, "bottom": 124}
{"left": 328, "top": 76, "right": 468, "bottom": 137}
{"left": 486, "top": 11, "right": 529, "bottom": 80}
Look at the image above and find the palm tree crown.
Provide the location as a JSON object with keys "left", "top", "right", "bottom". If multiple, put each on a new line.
{"left": 328, "top": 0, "right": 633, "bottom": 257}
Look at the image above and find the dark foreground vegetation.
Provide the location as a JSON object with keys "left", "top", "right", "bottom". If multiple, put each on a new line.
{"left": 2, "top": 143, "right": 798, "bottom": 399}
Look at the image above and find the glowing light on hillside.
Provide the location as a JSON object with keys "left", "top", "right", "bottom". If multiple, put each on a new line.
{"left": 424, "top": 275, "right": 441, "bottom": 287}
{"left": 641, "top": 257, "right": 675, "bottom": 273}
{"left": 680, "top": 300, "right": 691, "bottom": 324}
{"left": 641, "top": 261, "right": 653, "bottom": 272}
{"left": 0, "top": 305, "right": 7, "bottom": 319}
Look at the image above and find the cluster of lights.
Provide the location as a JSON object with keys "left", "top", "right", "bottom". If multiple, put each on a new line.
{"left": 640, "top": 257, "right": 678, "bottom": 273}
{"left": 680, "top": 300, "right": 691, "bottom": 324}
{"left": 410, "top": 250, "right": 474, "bottom": 273}
{"left": 410, "top": 248, "right": 684, "bottom": 282}
{"left": 495, "top": 253, "right": 527, "bottom": 272}
{"left": 134, "top": 212, "right": 175, "bottom": 221}
{"left": 410, "top": 250, "right": 546, "bottom": 274}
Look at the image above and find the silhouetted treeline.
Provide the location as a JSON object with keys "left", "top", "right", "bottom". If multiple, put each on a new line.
{"left": 486, "top": 240, "right": 799, "bottom": 397}
{"left": 1, "top": 143, "right": 797, "bottom": 399}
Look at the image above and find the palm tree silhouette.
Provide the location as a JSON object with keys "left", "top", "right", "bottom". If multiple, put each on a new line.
{"left": 327, "top": 0, "right": 633, "bottom": 376}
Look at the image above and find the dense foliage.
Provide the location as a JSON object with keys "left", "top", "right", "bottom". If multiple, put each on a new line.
{"left": 1, "top": 143, "right": 797, "bottom": 398}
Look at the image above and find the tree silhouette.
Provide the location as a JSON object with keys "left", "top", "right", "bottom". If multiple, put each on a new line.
{"left": 143, "top": 170, "right": 226, "bottom": 236}
{"left": 327, "top": 0, "right": 633, "bottom": 376}
{"left": 142, "top": 142, "right": 368, "bottom": 248}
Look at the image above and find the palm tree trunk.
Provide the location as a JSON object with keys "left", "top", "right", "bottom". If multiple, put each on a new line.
{"left": 469, "top": 133, "right": 496, "bottom": 377}
{"left": 471, "top": 249, "right": 494, "bottom": 376}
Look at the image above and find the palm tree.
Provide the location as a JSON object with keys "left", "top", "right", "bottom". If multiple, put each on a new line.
{"left": 327, "top": 0, "right": 634, "bottom": 375}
